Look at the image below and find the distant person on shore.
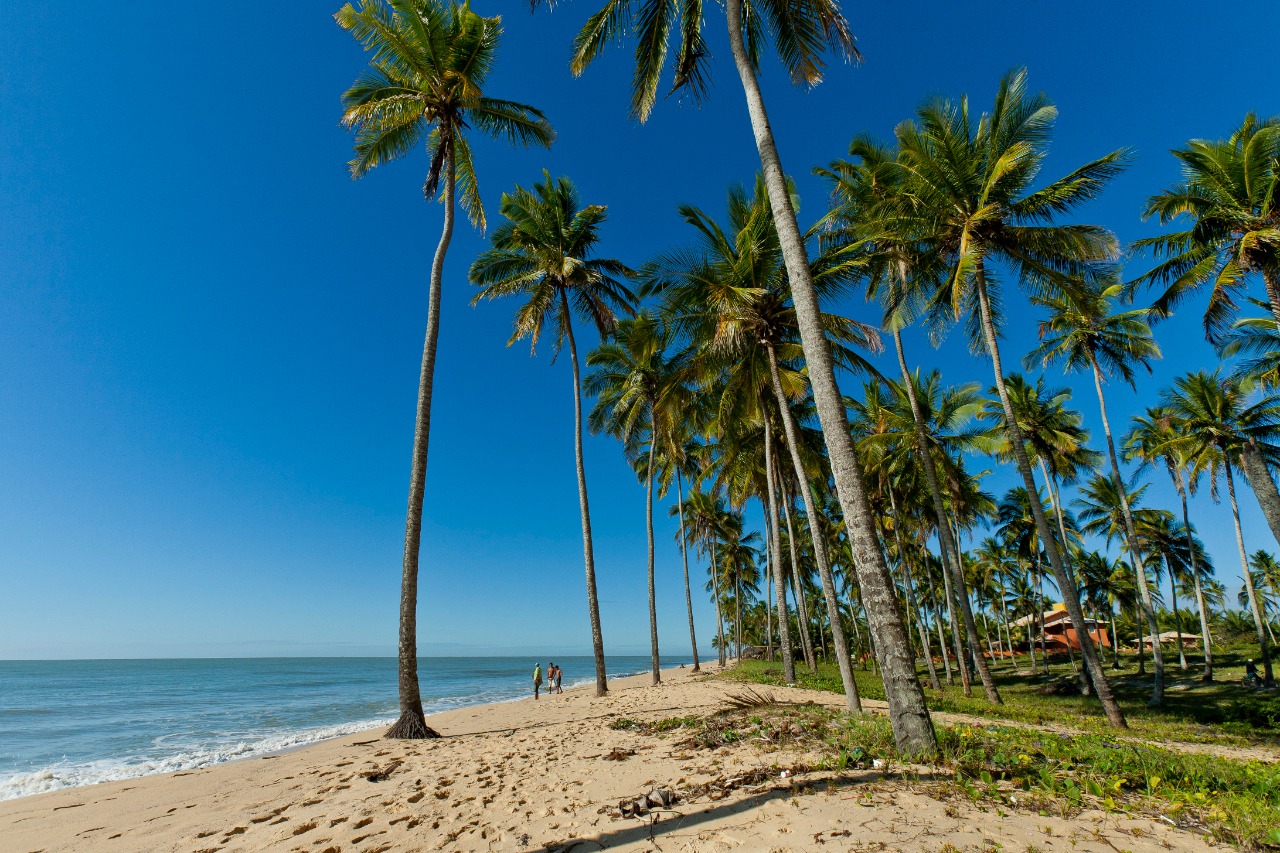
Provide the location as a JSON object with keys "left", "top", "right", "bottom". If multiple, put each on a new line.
{"left": 553, "top": 663, "right": 563, "bottom": 694}
{"left": 532, "top": 663, "right": 543, "bottom": 700}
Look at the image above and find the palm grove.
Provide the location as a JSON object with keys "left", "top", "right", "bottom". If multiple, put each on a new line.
{"left": 337, "top": 0, "right": 1280, "bottom": 752}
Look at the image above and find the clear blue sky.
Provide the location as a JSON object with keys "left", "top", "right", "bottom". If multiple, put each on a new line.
{"left": 1, "top": 1, "right": 1276, "bottom": 659}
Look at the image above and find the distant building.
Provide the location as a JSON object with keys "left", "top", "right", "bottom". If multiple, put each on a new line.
{"left": 1010, "top": 603, "right": 1111, "bottom": 651}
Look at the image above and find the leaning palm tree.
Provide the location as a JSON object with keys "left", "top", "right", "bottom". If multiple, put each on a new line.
{"left": 549, "top": 0, "right": 935, "bottom": 756}
{"left": 470, "top": 172, "right": 636, "bottom": 696}
{"left": 1125, "top": 406, "right": 1216, "bottom": 680}
{"left": 337, "top": 0, "right": 553, "bottom": 738}
{"left": 1163, "top": 370, "right": 1280, "bottom": 686}
{"left": 1134, "top": 114, "right": 1280, "bottom": 341}
{"left": 1219, "top": 308, "right": 1280, "bottom": 546}
{"left": 587, "top": 312, "right": 693, "bottom": 684}
{"left": 895, "top": 69, "right": 1128, "bottom": 728}
{"left": 1025, "top": 274, "right": 1167, "bottom": 705}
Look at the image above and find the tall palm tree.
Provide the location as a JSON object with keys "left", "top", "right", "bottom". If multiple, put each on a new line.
{"left": 470, "top": 172, "right": 635, "bottom": 696}
{"left": 1026, "top": 275, "right": 1166, "bottom": 705}
{"left": 647, "top": 177, "right": 872, "bottom": 709}
{"left": 1163, "top": 370, "right": 1280, "bottom": 685}
{"left": 654, "top": 428, "right": 705, "bottom": 672}
{"left": 1134, "top": 114, "right": 1280, "bottom": 341}
{"left": 587, "top": 312, "right": 692, "bottom": 684}
{"left": 1125, "top": 406, "right": 1216, "bottom": 680}
{"left": 553, "top": 0, "right": 935, "bottom": 755}
{"left": 895, "top": 69, "right": 1128, "bottom": 728}
{"left": 1144, "top": 515, "right": 1213, "bottom": 671}
{"left": 679, "top": 488, "right": 729, "bottom": 667}
{"left": 337, "top": 0, "right": 553, "bottom": 738}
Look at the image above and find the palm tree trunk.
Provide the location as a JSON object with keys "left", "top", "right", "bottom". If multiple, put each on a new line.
{"left": 1168, "top": 559, "right": 1187, "bottom": 671}
{"left": 886, "top": 489, "right": 941, "bottom": 690}
{"left": 999, "top": 594, "right": 1021, "bottom": 673}
{"left": 711, "top": 539, "right": 727, "bottom": 668}
{"left": 765, "top": 344, "right": 860, "bottom": 709}
{"left": 762, "top": 413, "right": 796, "bottom": 684}
{"left": 1089, "top": 356, "right": 1164, "bottom": 706}
{"left": 644, "top": 438, "right": 661, "bottom": 685}
{"left": 1239, "top": 438, "right": 1280, "bottom": 551}
{"left": 779, "top": 483, "right": 817, "bottom": 671}
{"left": 928, "top": 577, "right": 953, "bottom": 684}
{"left": 764, "top": 554, "right": 772, "bottom": 659}
{"left": 892, "top": 330, "right": 999, "bottom": 702}
{"left": 1110, "top": 610, "right": 1122, "bottom": 669}
{"left": 1224, "top": 459, "right": 1275, "bottom": 685}
{"left": 736, "top": 576, "right": 743, "bottom": 662}
{"left": 1173, "top": 466, "right": 1213, "bottom": 679}
{"left": 972, "top": 268, "right": 1126, "bottom": 728}
{"left": 762, "top": 348, "right": 855, "bottom": 701}
{"left": 560, "top": 288, "right": 608, "bottom": 697}
{"left": 676, "top": 472, "right": 700, "bottom": 672}
{"left": 385, "top": 155, "right": 457, "bottom": 741}
{"left": 722, "top": 0, "right": 935, "bottom": 757}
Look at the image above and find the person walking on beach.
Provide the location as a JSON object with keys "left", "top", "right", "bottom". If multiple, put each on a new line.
{"left": 552, "top": 663, "right": 563, "bottom": 694}
{"left": 532, "top": 662, "right": 543, "bottom": 700}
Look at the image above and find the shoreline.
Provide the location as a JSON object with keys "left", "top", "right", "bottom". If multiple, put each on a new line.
{"left": 0, "top": 660, "right": 1213, "bottom": 852}
{"left": 0, "top": 658, "right": 699, "bottom": 804}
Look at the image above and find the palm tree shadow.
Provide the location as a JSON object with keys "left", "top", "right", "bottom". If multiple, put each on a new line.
{"left": 524, "top": 771, "right": 950, "bottom": 852}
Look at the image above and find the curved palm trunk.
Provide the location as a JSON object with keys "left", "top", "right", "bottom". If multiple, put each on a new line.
{"left": 1089, "top": 357, "right": 1164, "bottom": 706}
{"left": 644, "top": 438, "right": 661, "bottom": 685}
{"left": 892, "top": 331, "right": 999, "bottom": 702}
{"left": 560, "top": 289, "right": 608, "bottom": 696}
{"left": 973, "top": 269, "right": 1126, "bottom": 728}
{"left": 722, "top": 0, "right": 935, "bottom": 757}
{"left": 765, "top": 343, "right": 860, "bottom": 708}
{"left": 762, "top": 414, "right": 796, "bottom": 684}
{"left": 1224, "top": 459, "right": 1275, "bottom": 685}
{"left": 1239, "top": 438, "right": 1280, "bottom": 550}
{"left": 385, "top": 157, "right": 457, "bottom": 741}
{"left": 676, "top": 472, "right": 700, "bottom": 672}
{"left": 780, "top": 485, "right": 817, "bottom": 671}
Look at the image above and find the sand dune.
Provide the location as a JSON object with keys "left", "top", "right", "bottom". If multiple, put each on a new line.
{"left": 0, "top": 664, "right": 1216, "bottom": 852}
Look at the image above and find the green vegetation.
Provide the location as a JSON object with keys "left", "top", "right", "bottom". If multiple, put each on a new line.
{"left": 725, "top": 656, "right": 1280, "bottom": 748}
{"left": 618, "top": 697, "right": 1280, "bottom": 849}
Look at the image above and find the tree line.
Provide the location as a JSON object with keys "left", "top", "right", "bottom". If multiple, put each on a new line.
{"left": 335, "top": 0, "right": 1280, "bottom": 755}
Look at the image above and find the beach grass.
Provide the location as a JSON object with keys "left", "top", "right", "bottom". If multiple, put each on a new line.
{"left": 723, "top": 646, "right": 1280, "bottom": 750}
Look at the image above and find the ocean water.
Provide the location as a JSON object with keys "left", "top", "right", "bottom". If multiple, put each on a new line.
{"left": 0, "top": 655, "right": 690, "bottom": 801}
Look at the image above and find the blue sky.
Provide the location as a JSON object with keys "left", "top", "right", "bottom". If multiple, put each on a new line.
{"left": 1, "top": 1, "right": 1276, "bottom": 659}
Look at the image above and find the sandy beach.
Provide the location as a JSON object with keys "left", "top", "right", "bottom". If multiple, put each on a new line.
{"left": 0, "top": 663, "right": 1218, "bottom": 852}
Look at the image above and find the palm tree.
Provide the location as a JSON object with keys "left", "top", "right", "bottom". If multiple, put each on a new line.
{"left": 1246, "top": 551, "right": 1280, "bottom": 644}
{"left": 337, "top": 0, "right": 553, "bottom": 738}
{"left": 470, "top": 172, "right": 635, "bottom": 696}
{"left": 1163, "top": 370, "right": 1280, "bottom": 685}
{"left": 647, "top": 177, "right": 871, "bottom": 709}
{"left": 1125, "top": 406, "right": 1216, "bottom": 680}
{"left": 1219, "top": 310, "right": 1280, "bottom": 546}
{"left": 679, "top": 488, "right": 729, "bottom": 667}
{"left": 894, "top": 69, "right": 1128, "bottom": 728}
{"left": 554, "top": 0, "right": 935, "bottom": 756}
{"left": 1026, "top": 275, "right": 1166, "bottom": 705}
{"left": 1134, "top": 114, "right": 1280, "bottom": 341}
{"left": 587, "top": 312, "right": 692, "bottom": 684}
{"left": 654, "top": 428, "right": 705, "bottom": 672}
{"left": 1144, "top": 515, "right": 1214, "bottom": 671}
{"left": 819, "top": 138, "right": 1000, "bottom": 703}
